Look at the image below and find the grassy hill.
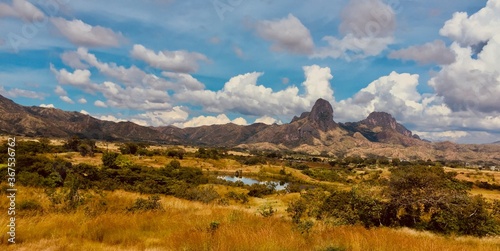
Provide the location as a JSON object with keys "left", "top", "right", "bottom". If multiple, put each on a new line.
{"left": 2, "top": 137, "right": 500, "bottom": 250}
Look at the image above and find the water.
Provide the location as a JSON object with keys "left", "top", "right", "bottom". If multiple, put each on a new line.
{"left": 217, "top": 176, "right": 289, "bottom": 191}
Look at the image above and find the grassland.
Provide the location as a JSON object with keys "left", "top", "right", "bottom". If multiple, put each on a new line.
{"left": 2, "top": 187, "right": 500, "bottom": 251}
{"left": 2, "top": 140, "right": 500, "bottom": 250}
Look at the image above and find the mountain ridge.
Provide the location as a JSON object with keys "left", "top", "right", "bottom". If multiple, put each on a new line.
{"left": 2, "top": 94, "right": 500, "bottom": 164}
{"left": 0, "top": 95, "right": 422, "bottom": 147}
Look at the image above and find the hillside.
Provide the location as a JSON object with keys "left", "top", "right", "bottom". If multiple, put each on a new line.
{"left": 2, "top": 94, "right": 500, "bottom": 164}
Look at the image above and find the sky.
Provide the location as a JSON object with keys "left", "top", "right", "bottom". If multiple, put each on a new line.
{"left": 0, "top": 0, "right": 499, "bottom": 144}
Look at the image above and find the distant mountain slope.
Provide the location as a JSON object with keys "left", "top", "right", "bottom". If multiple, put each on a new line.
{"left": 0, "top": 95, "right": 170, "bottom": 142}
{"left": 340, "top": 111, "right": 423, "bottom": 147}
{"left": 0, "top": 95, "right": 419, "bottom": 147}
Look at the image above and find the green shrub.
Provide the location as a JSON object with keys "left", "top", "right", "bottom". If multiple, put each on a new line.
{"left": 19, "top": 200, "right": 44, "bottom": 213}
{"left": 127, "top": 195, "right": 163, "bottom": 212}
{"left": 258, "top": 204, "right": 276, "bottom": 217}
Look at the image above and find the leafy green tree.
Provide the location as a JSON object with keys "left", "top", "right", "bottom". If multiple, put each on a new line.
{"left": 102, "top": 152, "right": 120, "bottom": 169}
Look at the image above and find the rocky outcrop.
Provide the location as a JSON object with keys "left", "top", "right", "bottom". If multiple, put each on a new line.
{"left": 306, "top": 98, "right": 337, "bottom": 131}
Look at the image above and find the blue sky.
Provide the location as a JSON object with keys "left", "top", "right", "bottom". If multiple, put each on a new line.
{"left": 1, "top": 0, "right": 499, "bottom": 143}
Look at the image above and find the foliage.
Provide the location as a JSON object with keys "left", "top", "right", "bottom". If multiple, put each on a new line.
{"left": 385, "top": 166, "right": 499, "bottom": 236}
{"left": 247, "top": 183, "right": 275, "bottom": 197}
{"left": 195, "top": 147, "right": 222, "bottom": 160}
{"left": 65, "top": 136, "right": 96, "bottom": 156}
{"left": 102, "top": 152, "right": 120, "bottom": 169}
{"left": 258, "top": 204, "right": 276, "bottom": 217}
{"left": 166, "top": 148, "right": 185, "bottom": 159}
{"left": 302, "top": 168, "right": 347, "bottom": 183}
{"left": 226, "top": 191, "right": 249, "bottom": 204}
{"left": 127, "top": 195, "right": 163, "bottom": 212}
{"left": 177, "top": 186, "right": 220, "bottom": 204}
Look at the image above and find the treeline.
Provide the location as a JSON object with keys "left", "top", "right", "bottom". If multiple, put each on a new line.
{"left": 287, "top": 165, "right": 500, "bottom": 237}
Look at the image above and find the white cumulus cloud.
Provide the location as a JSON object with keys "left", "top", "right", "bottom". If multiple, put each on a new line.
{"left": 255, "top": 14, "right": 314, "bottom": 55}
{"left": 175, "top": 65, "right": 334, "bottom": 117}
{"left": 94, "top": 100, "right": 108, "bottom": 108}
{"left": 60, "top": 95, "right": 74, "bottom": 104}
{"left": 389, "top": 40, "right": 456, "bottom": 65}
{"left": 255, "top": 115, "right": 281, "bottom": 125}
{"left": 51, "top": 17, "right": 124, "bottom": 47}
{"left": 131, "top": 44, "right": 208, "bottom": 73}
{"left": 314, "top": 0, "right": 396, "bottom": 60}
{"left": 174, "top": 114, "right": 247, "bottom": 128}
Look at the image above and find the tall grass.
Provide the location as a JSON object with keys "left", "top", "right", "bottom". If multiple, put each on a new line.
{"left": 1, "top": 187, "right": 500, "bottom": 251}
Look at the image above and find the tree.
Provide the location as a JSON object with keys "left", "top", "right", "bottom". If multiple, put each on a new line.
{"left": 102, "top": 152, "right": 120, "bottom": 169}
{"left": 385, "top": 165, "right": 499, "bottom": 236}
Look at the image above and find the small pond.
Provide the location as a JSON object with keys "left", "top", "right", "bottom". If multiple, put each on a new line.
{"left": 217, "top": 176, "right": 289, "bottom": 191}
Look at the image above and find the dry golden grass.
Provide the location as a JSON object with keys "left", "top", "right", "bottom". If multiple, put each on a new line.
{"left": 471, "top": 188, "right": 500, "bottom": 201}
{"left": 2, "top": 187, "right": 500, "bottom": 251}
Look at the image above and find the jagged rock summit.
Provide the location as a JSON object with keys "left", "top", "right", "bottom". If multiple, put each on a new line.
{"left": 307, "top": 98, "right": 337, "bottom": 131}
{"left": 361, "top": 111, "right": 413, "bottom": 137}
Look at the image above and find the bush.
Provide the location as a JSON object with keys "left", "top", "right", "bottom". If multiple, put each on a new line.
{"left": 258, "top": 204, "right": 276, "bottom": 217}
{"left": 178, "top": 186, "right": 220, "bottom": 203}
{"left": 18, "top": 200, "right": 44, "bottom": 213}
{"left": 226, "top": 191, "right": 249, "bottom": 204}
{"left": 248, "top": 183, "right": 275, "bottom": 197}
{"left": 102, "top": 152, "right": 120, "bottom": 169}
{"left": 127, "top": 195, "right": 163, "bottom": 212}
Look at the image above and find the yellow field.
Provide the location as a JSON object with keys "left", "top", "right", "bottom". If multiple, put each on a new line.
{"left": 2, "top": 187, "right": 500, "bottom": 251}
{"left": 3, "top": 139, "right": 500, "bottom": 250}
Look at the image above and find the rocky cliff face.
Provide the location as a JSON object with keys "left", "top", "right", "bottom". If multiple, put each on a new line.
{"left": 306, "top": 98, "right": 337, "bottom": 131}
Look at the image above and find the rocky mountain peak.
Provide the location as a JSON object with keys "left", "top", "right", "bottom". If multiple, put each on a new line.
{"left": 307, "top": 98, "right": 337, "bottom": 131}
{"left": 364, "top": 112, "right": 397, "bottom": 130}
{"left": 362, "top": 111, "right": 412, "bottom": 137}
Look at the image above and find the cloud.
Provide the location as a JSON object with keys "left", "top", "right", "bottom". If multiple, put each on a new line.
{"left": 94, "top": 100, "right": 108, "bottom": 108}
{"left": 429, "top": 1, "right": 500, "bottom": 114}
{"left": 54, "top": 49, "right": 186, "bottom": 111}
{"left": 131, "top": 44, "right": 208, "bottom": 73}
{"left": 428, "top": 41, "right": 500, "bottom": 113}
{"left": 255, "top": 14, "right": 314, "bottom": 55}
{"left": 389, "top": 40, "right": 456, "bottom": 65}
{"left": 98, "top": 115, "right": 125, "bottom": 123}
{"left": 54, "top": 86, "right": 67, "bottom": 96}
{"left": 64, "top": 48, "right": 185, "bottom": 91}
{"left": 40, "top": 104, "right": 55, "bottom": 108}
{"left": 0, "top": 0, "right": 45, "bottom": 23}
{"left": 89, "top": 106, "right": 190, "bottom": 127}
{"left": 335, "top": 71, "right": 423, "bottom": 121}
{"left": 174, "top": 114, "right": 247, "bottom": 128}
{"left": 80, "top": 110, "right": 89, "bottom": 115}
{"left": 233, "top": 46, "right": 244, "bottom": 58}
{"left": 314, "top": 0, "right": 396, "bottom": 60}
{"left": 51, "top": 17, "right": 124, "bottom": 47}
{"left": 209, "top": 36, "right": 221, "bottom": 44}
{"left": 0, "top": 86, "right": 45, "bottom": 99}
{"left": 440, "top": 0, "right": 500, "bottom": 47}
{"left": 255, "top": 115, "right": 281, "bottom": 125}
{"left": 175, "top": 65, "right": 334, "bottom": 117}
{"left": 161, "top": 72, "right": 205, "bottom": 91}
{"left": 50, "top": 64, "right": 95, "bottom": 90}
{"left": 282, "top": 77, "right": 290, "bottom": 85}
{"left": 61, "top": 51, "right": 89, "bottom": 69}
{"left": 98, "top": 81, "right": 171, "bottom": 110}
{"left": 133, "top": 107, "right": 190, "bottom": 127}
{"left": 78, "top": 98, "right": 87, "bottom": 104}
{"left": 232, "top": 117, "right": 248, "bottom": 126}
{"left": 60, "top": 95, "right": 74, "bottom": 104}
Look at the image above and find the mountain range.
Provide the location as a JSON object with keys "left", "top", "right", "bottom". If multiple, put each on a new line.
{"left": 1, "top": 94, "right": 499, "bottom": 163}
